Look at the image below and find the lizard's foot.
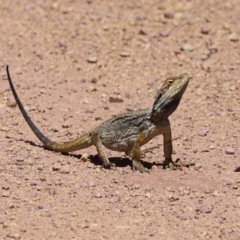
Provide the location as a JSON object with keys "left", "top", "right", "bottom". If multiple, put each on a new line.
{"left": 163, "top": 158, "right": 182, "bottom": 170}
{"left": 132, "top": 160, "right": 149, "bottom": 173}
{"left": 103, "top": 162, "right": 115, "bottom": 169}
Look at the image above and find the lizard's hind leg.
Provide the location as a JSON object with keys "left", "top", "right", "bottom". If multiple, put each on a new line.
{"left": 131, "top": 131, "right": 149, "bottom": 172}
{"left": 91, "top": 132, "right": 115, "bottom": 169}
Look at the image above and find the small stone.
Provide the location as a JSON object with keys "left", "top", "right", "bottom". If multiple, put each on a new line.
{"left": 120, "top": 208, "right": 126, "bottom": 213}
{"left": 87, "top": 56, "right": 98, "bottom": 63}
{"left": 164, "top": 12, "right": 174, "bottom": 19}
{"left": 2, "top": 191, "right": 10, "bottom": 197}
{"left": 109, "top": 96, "right": 123, "bottom": 103}
{"left": 60, "top": 165, "right": 70, "bottom": 174}
{"left": 194, "top": 163, "right": 202, "bottom": 171}
{"left": 86, "top": 85, "right": 97, "bottom": 92}
{"left": 72, "top": 212, "right": 78, "bottom": 217}
{"left": 80, "top": 182, "right": 88, "bottom": 188}
{"left": 91, "top": 78, "right": 98, "bottom": 84}
{"left": 88, "top": 181, "right": 96, "bottom": 187}
{"left": 30, "top": 181, "right": 38, "bottom": 186}
{"left": 139, "top": 29, "right": 147, "bottom": 35}
{"left": 200, "top": 129, "right": 209, "bottom": 136}
{"left": 7, "top": 101, "right": 17, "bottom": 108}
{"left": 52, "top": 165, "right": 61, "bottom": 171}
{"left": 16, "top": 158, "right": 24, "bottom": 163}
{"left": 3, "top": 222, "right": 9, "bottom": 228}
{"left": 94, "top": 192, "right": 102, "bottom": 198}
{"left": 234, "top": 162, "right": 240, "bottom": 172}
{"left": 49, "top": 188, "right": 56, "bottom": 195}
{"left": 225, "top": 147, "right": 235, "bottom": 155}
{"left": 181, "top": 43, "right": 195, "bottom": 52}
{"left": 0, "top": 126, "right": 9, "bottom": 132}
{"left": 83, "top": 99, "right": 89, "bottom": 104}
{"left": 80, "top": 153, "right": 89, "bottom": 162}
{"left": 58, "top": 40, "right": 67, "bottom": 48}
{"left": 151, "top": 165, "right": 158, "bottom": 171}
{"left": 159, "top": 30, "right": 170, "bottom": 37}
{"left": 205, "top": 207, "right": 212, "bottom": 214}
{"left": 145, "top": 192, "right": 151, "bottom": 198}
{"left": 62, "top": 124, "right": 71, "bottom": 128}
{"left": 16, "top": 68, "right": 22, "bottom": 74}
{"left": 224, "top": 180, "right": 232, "bottom": 186}
{"left": 200, "top": 28, "right": 209, "bottom": 35}
{"left": 120, "top": 52, "right": 130, "bottom": 57}
{"left": 168, "top": 194, "right": 179, "bottom": 201}
{"left": 212, "top": 191, "right": 219, "bottom": 197}
{"left": 95, "top": 116, "right": 102, "bottom": 121}
{"left": 209, "top": 144, "right": 216, "bottom": 150}
{"left": 228, "top": 32, "right": 239, "bottom": 42}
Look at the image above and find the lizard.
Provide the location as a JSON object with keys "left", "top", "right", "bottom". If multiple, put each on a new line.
{"left": 6, "top": 65, "right": 190, "bottom": 172}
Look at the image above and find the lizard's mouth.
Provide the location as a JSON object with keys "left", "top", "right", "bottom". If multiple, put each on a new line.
{"left": 169, "top": 76, "right": 190, "bottom": 99}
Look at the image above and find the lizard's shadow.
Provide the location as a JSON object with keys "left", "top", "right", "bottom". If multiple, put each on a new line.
{"left": 63, "top": 153, "right": 160, "bottom": 170}
{"left": 19, "top": 139, "right": 160, "bottom": 169}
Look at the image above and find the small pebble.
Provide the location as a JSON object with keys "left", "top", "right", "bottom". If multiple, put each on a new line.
{"left": 83, "top": 99, "right": 89, "bottom": 104}
{"left": 87, "top": 56, "right": 98, "bottom": 63}
{"left": 60, "top": 165, "right": 70, "bottom": 174}
{"left": 200, "top": 129, "right": 209, "bottom": 136}
{"left": 120, "top": 52, "right": 130, "bottom": 57}
{"left": 181, "top": 43, "right": 195, "bottom": 52}
{"left": 120, "top": 208, "right": 126, "bottom": 213}
{"left": 225, "top": 147, "right": 235, "bottom": 155}
{"left": 39, "top": 177, "right": 46, "bottom": 181}
{"left": 200, "top": 28, "right": 209, "bottom": 35}
{"left": 94, "top": 192, "right": 102, "bottom": 198}
{"left": 234, "top": 162, "right": 240, "bottom": 172}
{"left": 52, "top": 165, "right": 61, "bottom": 171}
{"left": 7, "top": 101, "right": 17, "bottom": 108}
{"left": 159, "top": 30, "right": 170, "bottom": 37}
{"left": 109, "top": 96, "right": 123, "bottom": 103}
{"left": 194, "top": 163, "right": 202, "bottom": 171}
{"left": 2, "top": 191, "right": 10, "bottom": 197}
{"left": 164, "top": 12, "right": 174, "bottom": 19}
{"left": 0, "top": 126, "right": 9, "bottom": 132}
{"left": 228, "top": 32, "right": 239, "bottom": 42}
{"left": 91, "top": 78, "right": 98, "bottom": 84}
{"left": 80, "top": 153, "right": 89, "bottom": 162}
{"left": 212, "top": 191, "right": 219, "bottom": 197}
{"left": 139, "top": 29, "right": 147, "bottom": 35}
{"left": 49, "top": 188, "right": 56, "bottom": 195}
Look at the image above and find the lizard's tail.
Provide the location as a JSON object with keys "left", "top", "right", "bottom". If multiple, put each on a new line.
{"left": 6, "top": 65, "right": 92, "bottom": 152}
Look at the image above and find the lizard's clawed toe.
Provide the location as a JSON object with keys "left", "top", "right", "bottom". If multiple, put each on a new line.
{"left": 132, "top": 160, "right": 149, "bottom": 173}
{"left": 103, "top": 162, "right": 115, "bottom": 169}
{"left": 163, "top": 158, "right": 182, "bottom": 171}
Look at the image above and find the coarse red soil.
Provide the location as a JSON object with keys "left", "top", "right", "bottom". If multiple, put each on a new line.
{"left": 1, "top": 0, "right": 240, "bottom": 239}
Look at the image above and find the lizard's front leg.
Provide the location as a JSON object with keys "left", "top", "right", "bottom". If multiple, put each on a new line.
{"left": 91, "top": 132, "right": 115, "bottom": 169}
{"left": 162, "top": 124, "right": 182, "bottom": 170}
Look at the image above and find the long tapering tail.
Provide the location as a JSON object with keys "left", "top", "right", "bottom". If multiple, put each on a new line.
{"left": 6, "top": 65, "right": 92, "bottom": 152}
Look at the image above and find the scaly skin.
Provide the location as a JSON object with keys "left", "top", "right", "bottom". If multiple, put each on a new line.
{"left": 6, "top": 66, "right": 190, "bottom": 172}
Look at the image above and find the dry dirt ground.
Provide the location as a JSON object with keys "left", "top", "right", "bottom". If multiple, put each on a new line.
{"left": 0, "top": 0, "right": 240, "bottom": 239}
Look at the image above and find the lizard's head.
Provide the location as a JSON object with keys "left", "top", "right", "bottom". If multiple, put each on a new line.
{"left": 149, "top": 73, "right": 190, "bottom": 120}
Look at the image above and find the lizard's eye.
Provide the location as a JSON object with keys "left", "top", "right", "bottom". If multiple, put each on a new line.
{"left": 167, "top": 79, "right": 174, "bottom": 85}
